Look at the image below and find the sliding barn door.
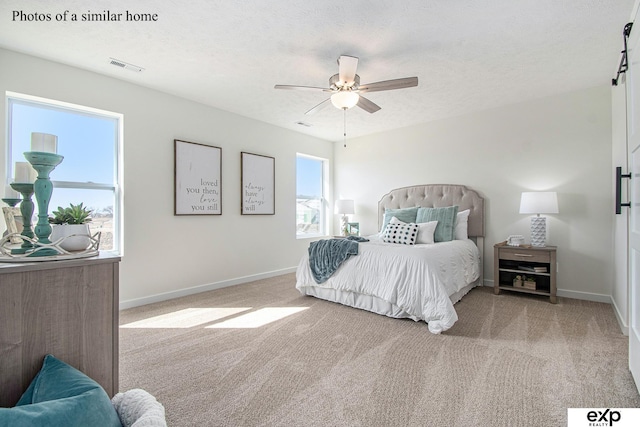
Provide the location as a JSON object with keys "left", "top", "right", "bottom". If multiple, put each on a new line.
{"left": 626, "top": 15, "right": 640, "bottom": 391}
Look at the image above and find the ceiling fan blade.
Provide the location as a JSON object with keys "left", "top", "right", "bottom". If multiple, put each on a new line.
{"left": 274, "top": 84, "right": 331, "bottom": 92}
{"left": 356, "top": 95, "right": 381, "bottom": 114}
{"left": 338, "top": 55, "right": 359, "bottom": 86}
{"left": 358, "top": 77, "right": 418, "bottom": 93}
{"left": 305, "top": 98, "right": 331, "bottom": 115}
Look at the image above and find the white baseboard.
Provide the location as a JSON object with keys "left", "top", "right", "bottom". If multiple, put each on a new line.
{"left": 611, "top": 297, "right": 630, "bottom": 336}
{"left": 555, "top": 288, "right": 611, "bottom": 304}
{"left": 483, "top": 280, "right": 612, "bottom": 304}
{"left": 119, "top": 267, "right": 297, "bottom": 310}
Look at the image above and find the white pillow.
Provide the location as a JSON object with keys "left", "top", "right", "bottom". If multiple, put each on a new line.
{"left": 455, "top": 209, "right": 470, "bottom": 240}
{"left": 416, "top": 220, "right": 438, "bottom": 244}
{"left": 383, "top": 220, "right": 419, "bottom": 245}
{"left": 389, "top": 216, "right": 404, "bottom": 225}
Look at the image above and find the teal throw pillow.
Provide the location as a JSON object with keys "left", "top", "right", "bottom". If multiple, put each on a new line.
{"left": 416, "top": 206, "right": 459, "bottom": 242}
{"left": 0, "top": 354, "right": 122, "bottom": 427}
{"left": 381, "top": 207, "right": 419, "bottom": 232}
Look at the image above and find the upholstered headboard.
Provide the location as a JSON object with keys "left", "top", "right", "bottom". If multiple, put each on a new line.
{"left": 377, "top": 184, "right": 485, "bottom": 237}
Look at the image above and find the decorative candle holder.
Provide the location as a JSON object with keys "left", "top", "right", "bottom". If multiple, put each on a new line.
{"left": 9, "top": 183, "right": 34, "bottom": 254}
{"left": 23, "top": 151, "right": 64, "bottom": 257}
{"left": 1, "top": 198, "right": 22, "bottom": 207}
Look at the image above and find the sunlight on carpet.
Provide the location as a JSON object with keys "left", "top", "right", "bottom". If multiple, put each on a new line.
{"left": 205, "top": 307, "right": 309, "bottom": 329}
{"left": 120, "top": 307, "right": 250, "bottom": 328}
{"left": 120, "top": 307, "right": 310, "bottom": 329}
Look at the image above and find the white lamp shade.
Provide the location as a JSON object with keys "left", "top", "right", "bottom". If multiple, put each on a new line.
{"left": 335, "top": 199, "right": 355, "bottom": 215}
{"left": 331, "top": 91, "right": 359, "bottom": 110}
{"left": 519, "top": 192, "right": 559, "bottom": 214}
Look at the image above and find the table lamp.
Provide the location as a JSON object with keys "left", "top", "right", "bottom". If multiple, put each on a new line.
{"left": 335, "top": 199, "right": 355, "bottom": 236}
{"left": 519, "top": 192, "right": 558, "bottom": 247}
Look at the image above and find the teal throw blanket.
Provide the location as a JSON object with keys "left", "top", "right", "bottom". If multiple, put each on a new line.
{"left": 308, "top": 236, "right": 369, "bottom": 284}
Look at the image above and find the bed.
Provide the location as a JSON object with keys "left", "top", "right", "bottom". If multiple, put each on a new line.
{"left": 295, "top": 184, "right": 484, "bottom": 334}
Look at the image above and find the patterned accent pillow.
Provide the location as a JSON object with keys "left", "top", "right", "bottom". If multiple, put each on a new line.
{"left": 383, "top": 221, "right": 420, "bottom": 245}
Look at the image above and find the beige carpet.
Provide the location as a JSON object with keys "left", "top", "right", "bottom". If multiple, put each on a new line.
{"left": 119, "top": 274, "right": 640, "bottom": 426}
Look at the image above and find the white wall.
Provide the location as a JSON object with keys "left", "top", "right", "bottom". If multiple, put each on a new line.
{"left": 0, "top": 48, "right": 616, "bottom": 304}
{"left": 334, "top": 86, "right": 614, "bottom": 301}
{"left": 0, "top": 48, "right": 333, "bottom": 307}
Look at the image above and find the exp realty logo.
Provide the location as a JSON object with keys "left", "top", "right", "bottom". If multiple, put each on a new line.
{"left": 586, "top": 409, "right": 620, "bottom": 426}
{"left": 568, "top": 408, "right": 640, "bottom": 427}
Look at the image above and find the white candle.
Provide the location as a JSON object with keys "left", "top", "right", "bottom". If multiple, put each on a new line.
{"left": 31, "top": 132, "right": 58, "bottom": 153}
{"left": 14, "top": 162, "right": 37, "bottom": 183}
{"left": 5, "top": 186, "right": 19, "bottom": 199}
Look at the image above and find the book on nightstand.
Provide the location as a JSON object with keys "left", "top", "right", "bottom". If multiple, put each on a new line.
{"left": 518, "top": 265, "right": 547, "bottom": 273}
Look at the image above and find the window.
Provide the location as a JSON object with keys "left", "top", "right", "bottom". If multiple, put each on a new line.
{"left": 6, "top": 92, "right": 122, "bottom": 253}
{"left": 296, "top": 154, "right": 328, "bottom": 237}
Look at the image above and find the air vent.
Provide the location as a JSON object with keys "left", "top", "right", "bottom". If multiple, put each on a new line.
{"left": 296, "top": 121, "right": 312, "bottom": 127}
{"left": 109, "top": 57, "right": 144, "bottom": 72}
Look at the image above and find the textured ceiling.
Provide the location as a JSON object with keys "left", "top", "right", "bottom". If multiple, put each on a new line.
{"left": 0, "top": 0, "right": 635, "bottom": 142}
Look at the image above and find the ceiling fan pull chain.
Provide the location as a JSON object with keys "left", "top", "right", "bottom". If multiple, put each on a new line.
{"left": 343, "top": 108, "right": 347, "bottom": 148}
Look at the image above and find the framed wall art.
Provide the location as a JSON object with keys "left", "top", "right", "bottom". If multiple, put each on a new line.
{"left": 347, "top": 222, "right": 360, "bottom": 236}
{"left": 241, "top": 152, "right": 275, "bottom": 215}
{"left": 174, "top": 139, "right": 222, "bottom": 215}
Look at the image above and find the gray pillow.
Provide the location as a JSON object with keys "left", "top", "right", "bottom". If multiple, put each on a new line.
{"left": 416, "top": 206, "right": 459, "bottom": 242}
{"left": 381, "top": 207, "right": 419, "bottom": 232}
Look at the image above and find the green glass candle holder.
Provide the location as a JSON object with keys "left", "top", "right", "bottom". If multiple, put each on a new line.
{"left": 23, "top": 151, "right": 64, "bottom": 257}
{"left": 9, "top": 183, "right": 34, "bottom": 254}
{"left": 1, "top": 198, "right": 22, "bottom": 207}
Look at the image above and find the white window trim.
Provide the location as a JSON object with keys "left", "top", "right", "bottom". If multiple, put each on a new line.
{"left": 5, "top": 91, "right": 124, "bottom": 254}
{"left": 296, "top": 153, "right": 329, "bottom": 239}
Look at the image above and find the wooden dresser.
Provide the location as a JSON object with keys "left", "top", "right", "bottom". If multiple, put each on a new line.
{"left": 0, "top": 253, "right": 120, "bottom": 407}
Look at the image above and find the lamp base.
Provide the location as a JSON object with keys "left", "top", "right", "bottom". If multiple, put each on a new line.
{"left": 530, "top": 216, "right": 547, "bottom": 247}
{"left": 341, "top": 215, "right": 348, "bottom": 236}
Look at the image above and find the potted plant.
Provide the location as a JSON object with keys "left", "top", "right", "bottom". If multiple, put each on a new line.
{"left": 513, "top": 275, "right": 523, "bottom": 287}
{"left": 523, "top": 276, "right": 536, "bottom": 290}
{"left": 49, "top": 203, "right": 93, "bottom": 251}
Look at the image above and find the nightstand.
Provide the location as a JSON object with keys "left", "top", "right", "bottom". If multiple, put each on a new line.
{"left": 493, "top": 241, "right": 557, "bottom": 303}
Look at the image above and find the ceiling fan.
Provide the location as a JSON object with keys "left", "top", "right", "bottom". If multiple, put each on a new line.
{"left": 275, "top": 55, "right": 418, "bottom": 115}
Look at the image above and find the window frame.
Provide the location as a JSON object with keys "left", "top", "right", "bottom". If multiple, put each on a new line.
{"left": 296, "top": 153, "right": 329, "bottom": 239}
{"left": 5, "top": 91, "right": 124, "bottom": 254}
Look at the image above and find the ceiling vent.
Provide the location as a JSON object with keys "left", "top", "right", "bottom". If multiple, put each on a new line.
{"left": 109, "top": 57, "right": 144, "bottom": 73}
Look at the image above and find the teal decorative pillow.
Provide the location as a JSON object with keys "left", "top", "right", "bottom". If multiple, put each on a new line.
{"left": 381, "top": 207, "right": 419, "bottom": 232}
{"left": 0, "top": 354, "right": 122, "bottom": 427}
{"left": 416, "top": 206, "right": 459, "bottom": 242}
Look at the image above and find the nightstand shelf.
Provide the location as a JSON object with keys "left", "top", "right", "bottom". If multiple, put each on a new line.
{"left": 493, "top": 241, "right": 557, "bottom": 303}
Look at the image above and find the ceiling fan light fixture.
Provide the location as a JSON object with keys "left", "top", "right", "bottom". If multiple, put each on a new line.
{"left": 331, "top": 91, "right": 359, "bottom": 110}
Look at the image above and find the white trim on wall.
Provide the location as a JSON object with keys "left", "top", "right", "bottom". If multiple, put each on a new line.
{"left": 119, "top": 267, "right": 297, "bottom": 310}
{"left": 483, "top": 280, "right": 615, "bottom": 307}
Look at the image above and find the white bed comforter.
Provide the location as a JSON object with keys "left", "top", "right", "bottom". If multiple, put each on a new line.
{"left": 296, "top": 238, "right": 480, "bottom": 334}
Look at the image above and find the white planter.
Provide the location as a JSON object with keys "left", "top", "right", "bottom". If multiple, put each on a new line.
{"left": 50, "top": 224, "right": 91, "bottom": 251}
